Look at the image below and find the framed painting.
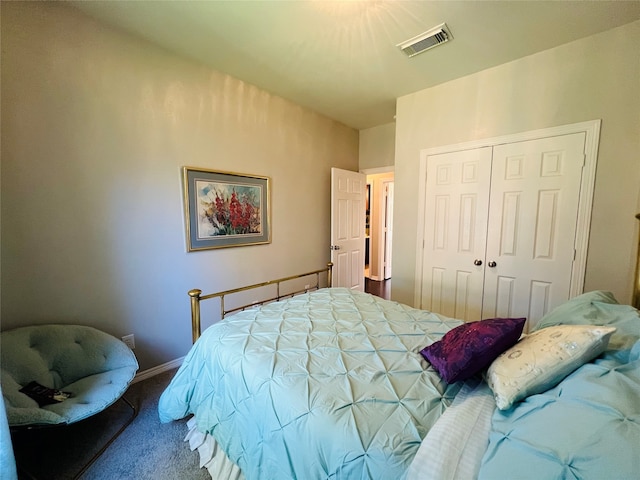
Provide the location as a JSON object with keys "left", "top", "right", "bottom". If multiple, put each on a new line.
{"left": 183, "top": 167, "right": 271, "bottom": 251}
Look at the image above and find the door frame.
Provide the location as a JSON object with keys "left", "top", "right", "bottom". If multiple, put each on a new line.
{"left": 383, "top": 180, "right": 394, "bottom": 280}
{"left": 414, "top": 119, "right": 601, "bottom": 306}
{"left": 362, "top": 167, "right": 395, "bottom": 281}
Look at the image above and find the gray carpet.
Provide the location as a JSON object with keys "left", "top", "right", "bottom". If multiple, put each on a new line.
{"left": 11, "top": 368, "right": 212, "bottom": 480}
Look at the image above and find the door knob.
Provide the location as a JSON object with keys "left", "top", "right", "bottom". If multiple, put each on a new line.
{"left": 330, "top": 245, "right": 341, "bottom": 250}
{"left": 473, "top": 259, "right": 483, "bottom": 266}
{"left": 488, "top": 261, "right": 497, "bottom": 268}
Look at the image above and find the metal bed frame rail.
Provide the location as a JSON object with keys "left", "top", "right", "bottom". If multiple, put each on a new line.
{"left": 634, "top": 214, "right": 640, "bottom": 310}
{"left": 188, "top": 262, "right": 333, "bottom": 342}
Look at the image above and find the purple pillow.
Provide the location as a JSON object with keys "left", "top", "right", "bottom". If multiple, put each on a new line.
{"left": 420, "top": 317, "right": 526, "bottom": 383}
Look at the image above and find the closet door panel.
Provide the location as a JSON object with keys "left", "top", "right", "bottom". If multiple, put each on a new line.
{"left": 482, "top": 133, "right": 585, "bottom": 330}
{"left": 419, "top": 147, "right": 492, "bottom": 321}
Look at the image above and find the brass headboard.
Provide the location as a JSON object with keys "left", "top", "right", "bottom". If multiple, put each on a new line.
{"left": 634, "top": 214, "right": 640, "bottom": 309}
{"left": 188, "top": 262, "right": 333, "bottom": 342}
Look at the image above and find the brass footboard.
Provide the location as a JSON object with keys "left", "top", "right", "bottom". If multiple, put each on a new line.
{"left": 188, "top": 262, "right": 333, "bottom": 342}
{"left": 634, "top": 214, "right": 640, "bottom": 309}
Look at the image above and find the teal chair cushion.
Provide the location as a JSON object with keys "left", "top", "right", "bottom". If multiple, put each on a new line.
{"left": 1, "top": 324, "right": 139, "bottom": 427}
{"left": 0, "top": 384, "right": 18, "bottom": 480}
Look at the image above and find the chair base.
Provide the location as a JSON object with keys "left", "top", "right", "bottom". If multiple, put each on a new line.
{"left": 13, "top": 395, "right": 138, "bottom": 480}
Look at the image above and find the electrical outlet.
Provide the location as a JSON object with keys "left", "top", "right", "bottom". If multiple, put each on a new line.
{"left": 121, "top": 334, "right": 135, "bottom": 350}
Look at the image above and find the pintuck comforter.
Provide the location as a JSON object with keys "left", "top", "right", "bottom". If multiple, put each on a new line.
{"left": 478, "top": 291, "right": 640, "bottom": 480}
{"left": 158, "top": 288, "right": 463, "bottom": 479}
{"left": 159, "top": 288, "right": 640, "bottom": 480}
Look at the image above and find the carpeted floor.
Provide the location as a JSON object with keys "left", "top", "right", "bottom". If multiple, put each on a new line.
{"left": 10, "top": 368, "right": 211, "bottom": 480}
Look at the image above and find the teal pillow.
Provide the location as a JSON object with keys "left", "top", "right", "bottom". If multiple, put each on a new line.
{"left": 534, "top": 290, "right": 618, "bottom": 331}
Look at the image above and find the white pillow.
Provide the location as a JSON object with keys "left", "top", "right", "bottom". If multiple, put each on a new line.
{"left": 485, "top": 324, "right": 616, "bottom": 410}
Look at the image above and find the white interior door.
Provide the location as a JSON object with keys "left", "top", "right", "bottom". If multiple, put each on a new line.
{"left": 482, "top": 133, "right": 586, "bottom": 329}
{"left": 419, "top": 147, "right": 492, "bottom": 321}
{"left": 331, "top": 168, "right": 366, "bottom": 291}
{"left": 416, "top": 121, "right": 599, "bottom": 328}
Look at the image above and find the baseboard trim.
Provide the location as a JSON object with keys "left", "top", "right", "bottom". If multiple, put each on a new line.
{"left": 132, "top": 357, "right": 185, "bottom": 383}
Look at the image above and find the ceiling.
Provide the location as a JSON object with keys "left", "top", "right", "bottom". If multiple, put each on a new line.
{"left": 70, "top": 1, "right": 640, "bottom": 130}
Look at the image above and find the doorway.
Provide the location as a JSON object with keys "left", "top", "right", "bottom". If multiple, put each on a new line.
{"left": 364, "top": 169, "right": 394, "bottom": 297}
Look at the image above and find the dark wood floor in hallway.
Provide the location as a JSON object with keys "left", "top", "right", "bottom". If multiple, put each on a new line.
{"left": 365, "top": 277, "right": 391, "bottom": 300}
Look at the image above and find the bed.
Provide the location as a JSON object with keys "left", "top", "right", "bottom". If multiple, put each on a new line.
{"left": 158, "top": 265, "right": 640, "bottom": 480}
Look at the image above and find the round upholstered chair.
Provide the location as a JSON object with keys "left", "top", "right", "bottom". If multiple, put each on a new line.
{"left": 1, "top": 324, "right": 139, "bottom": 478}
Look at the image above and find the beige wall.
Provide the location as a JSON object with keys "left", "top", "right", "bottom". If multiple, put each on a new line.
{"left": 0, "top": 2, "right": 358, "bottom": 370}
{"left": 393, "top": 20, "right": 640, "bottom": 307}
{"left": 359, "top": 122, "right": 396, "bottom": 170}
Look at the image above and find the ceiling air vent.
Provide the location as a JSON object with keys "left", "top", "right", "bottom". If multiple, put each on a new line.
{"left": 397, "top": 23, "right": 453, "bottom": 58}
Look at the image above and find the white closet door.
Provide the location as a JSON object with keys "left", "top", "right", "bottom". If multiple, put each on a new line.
{"left": 482, "top": 133, "right": 586, "bottom": 329}
{"left": 419, "top": 147, "right": 492, "bottom": 321}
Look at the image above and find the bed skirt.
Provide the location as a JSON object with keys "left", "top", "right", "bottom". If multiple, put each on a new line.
{"left": 185, "top": 417, "right": 244, "bottom": 480}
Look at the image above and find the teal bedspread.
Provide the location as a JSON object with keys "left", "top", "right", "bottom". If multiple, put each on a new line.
{"left": 479, "top": 291, "right": 640, "bottom": 480}
{"left": 158, "top": 288, "right": 463, "bottom": 479}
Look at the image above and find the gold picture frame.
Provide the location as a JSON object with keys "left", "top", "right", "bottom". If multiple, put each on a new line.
{"left": 183, "top": 167, "right": 271, "bottom": 251}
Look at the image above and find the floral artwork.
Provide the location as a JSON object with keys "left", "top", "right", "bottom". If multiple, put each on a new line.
{"left": 196, "top": 181, "right": 263, "bottom": 238}
{"left": 183, "top": 167, "right": 271, "bottom": 251}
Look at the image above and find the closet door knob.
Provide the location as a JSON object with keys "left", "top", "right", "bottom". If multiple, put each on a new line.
{"left": 473, "top": 259, "right": 483, "bottom": 266}
{"left": 488, "top": 261, "right": 497, "bottom": 268}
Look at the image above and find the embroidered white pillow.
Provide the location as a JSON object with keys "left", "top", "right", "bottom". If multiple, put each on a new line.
{"left": 485, "top": 324, "right": 616, "bottom": 410}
